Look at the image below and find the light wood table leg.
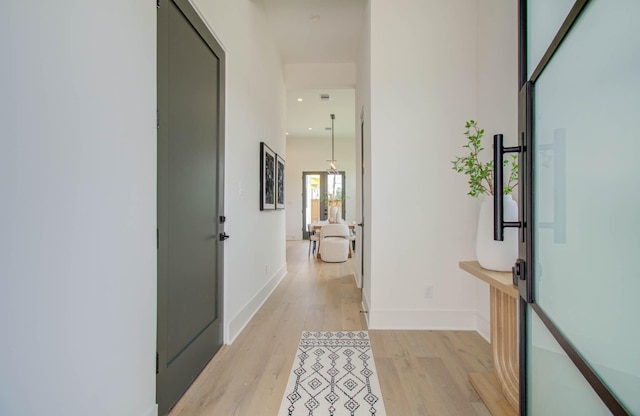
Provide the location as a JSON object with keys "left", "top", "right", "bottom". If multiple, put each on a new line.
{"left": 460, "top": 261, "right": 519, "bottom": 416}
{"left": 491, "top": 286, "right": 519, "bottom": 410}
{"left": 468, "top": 288, "right": 519, "bottom": 415}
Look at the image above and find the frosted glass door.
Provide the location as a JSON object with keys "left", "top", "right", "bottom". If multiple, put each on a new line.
{"left": 526, "top": 0, "right": 640, "bottom": 414}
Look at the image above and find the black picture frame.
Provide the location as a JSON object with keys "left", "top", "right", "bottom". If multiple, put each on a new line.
{"left": 276, "top": 154, "right": 285, "bottom": 210}
{"left": 260, "top": 142, "right": 276, "bottom": 210}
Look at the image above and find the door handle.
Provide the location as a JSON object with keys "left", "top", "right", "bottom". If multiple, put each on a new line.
{"left": 493, "top": 134, "right": 522, "bottom": 241}
{"left": 357, "top": 223, "right": 364, "bottom": 227}
{"left": 219, "top": 232, "right": 230, "bottom": 241}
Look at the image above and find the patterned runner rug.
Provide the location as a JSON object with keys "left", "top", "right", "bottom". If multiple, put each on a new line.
{"left": 278, "top": 331, "right": 386, "bottom": 416}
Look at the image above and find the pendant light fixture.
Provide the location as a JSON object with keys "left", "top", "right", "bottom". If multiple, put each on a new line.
{"left": 327, "top": 113, "right": 338, "bottom": 174}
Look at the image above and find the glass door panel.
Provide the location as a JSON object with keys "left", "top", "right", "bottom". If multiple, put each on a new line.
{"left": 327, "top": 173, "right": 344, "bottom": 219}
{"left": 528, "top": 311, "right": 611, "bottom": 415}
{"left": 528, "top": 0, "right": 640, "bottom": 413}
{"left": 526, "top": 0, "right": 574, "bottom": 78}
{"left": 303, "top": 173, "right": 321, "bottom": 239}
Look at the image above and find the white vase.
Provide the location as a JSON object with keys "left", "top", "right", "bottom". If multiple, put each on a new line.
{"left": 476, "top": 194, "right": 518, "bottom": 272}
{"left": 329, "top": 206, "right": 339, "bottom": 223}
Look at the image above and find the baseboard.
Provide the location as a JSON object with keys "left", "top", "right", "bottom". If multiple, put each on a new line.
{"left": 353, "top": 267, "right": 362, "bottom": 289}
{"left": 143, "top": 404, "right": 158, "bottom": 416}
{"left": 476, "top": 313, "right": 491, "bottom": 343}
{"left": 367, "top": 308, "right": 476, "bottom": 330}
{"left": 226, "top": 263, "right": 287, "bottom": 344}
{"left": 361, "top": 293, "right": 370, "bottom": 327}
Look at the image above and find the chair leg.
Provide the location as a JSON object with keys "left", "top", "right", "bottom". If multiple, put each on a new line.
{"left": 308, "top": 239, "right": 312, "bottom": 256}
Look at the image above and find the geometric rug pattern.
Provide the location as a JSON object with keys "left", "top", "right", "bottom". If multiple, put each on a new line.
{"left": 278, "top": 331, "right": 387, "bottom": 415}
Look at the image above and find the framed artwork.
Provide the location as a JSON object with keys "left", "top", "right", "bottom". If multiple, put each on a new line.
{"left": 276, "top": 154, "right": 285, "bottom": 209}
{"left": 260, "top": 142, "right": 276, "bottom": 210}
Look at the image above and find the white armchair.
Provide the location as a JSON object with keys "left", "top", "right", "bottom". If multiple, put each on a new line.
{"left": 319, "top": 224, "right": 350, "bottom": 263}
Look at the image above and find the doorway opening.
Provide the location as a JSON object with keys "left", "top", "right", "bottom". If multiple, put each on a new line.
{"left": 302, "top": 171, "right": 346, "bottom": 239}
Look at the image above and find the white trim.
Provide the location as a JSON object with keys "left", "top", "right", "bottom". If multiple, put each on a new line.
{"left": 226, "top": 263, "right": 287, "bottom": 344}
{"left": 143, "top": 404, "right": 158, "bottom": 416}
{"left": 361, "top": 292, "right": 371, "bottom": 327}
{"left": 187, "top": 0, "right": 228, "bottom": 52}
{"left": 476, "top": 313, "right": 491, "bottom": 343}
{"left": 353, "top": 265, "right": 362, "bottom": 289}
{"left": 367, "top": 309, "right": 476, "bottom": 330}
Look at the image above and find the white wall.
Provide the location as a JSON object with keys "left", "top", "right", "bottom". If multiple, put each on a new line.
{"left": 0, "top": 2, "right": 157, "bottom": 416}
{"left": 366, "top": 0, "right": 480, "bottom": 329}
{"left": 475, "top": 0, "right": 519, "bottom": 341}
{"left": 355, "top": 0, "right": 372, "bottom": 304}
{"left": 285, "top": 133, "right": 356, "bottom": 240}
{"left": 190, "top": 0, "right": 287, "bottom": 343}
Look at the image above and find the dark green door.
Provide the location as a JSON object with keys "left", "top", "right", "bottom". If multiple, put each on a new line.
{"left": 157, "top": 1, "right": 225, "bottom": 414}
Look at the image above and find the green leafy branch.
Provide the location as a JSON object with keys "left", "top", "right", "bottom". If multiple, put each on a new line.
{"left": 451, "top": 120, "right": 518, "bottom": 197}
{"left": 503, "top": 152, "right": 518, "bottom": 195}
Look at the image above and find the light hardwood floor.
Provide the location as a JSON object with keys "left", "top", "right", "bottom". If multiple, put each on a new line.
{"left": 169, "top": 241, "right": 493, "bottom": 416}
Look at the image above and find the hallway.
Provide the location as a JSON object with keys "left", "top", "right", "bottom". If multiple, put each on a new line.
{"left": 169, "top": 241, "right": 493, "bottom": 415}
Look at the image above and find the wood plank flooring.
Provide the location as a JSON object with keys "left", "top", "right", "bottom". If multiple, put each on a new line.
{"left": 168, "top": 241, "right": 493, "bottom": 416}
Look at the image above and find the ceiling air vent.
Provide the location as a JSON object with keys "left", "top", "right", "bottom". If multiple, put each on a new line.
{"left": 320, "top": 93, "right": 330, "bottom": 101}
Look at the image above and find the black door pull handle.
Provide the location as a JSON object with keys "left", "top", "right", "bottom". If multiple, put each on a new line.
{"left": 219, "top": 233, "right": 230, "bottom": 241}
{"left": 493, "top": 134, "right": 523, "bottom": 241}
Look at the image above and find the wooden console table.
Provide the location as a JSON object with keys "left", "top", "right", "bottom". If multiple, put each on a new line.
{"left": 460, "top": 261, "right": 519, "bottom": 416}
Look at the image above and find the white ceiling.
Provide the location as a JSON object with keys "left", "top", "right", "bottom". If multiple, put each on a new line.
{"left": 286, "top": 89, "right": 356, "bottom": 139}
{"left": 259, "top": 0, "right": 366, "bottom": 64}
{"left": 258, "top": 0, "right": 365, "bottom": 140}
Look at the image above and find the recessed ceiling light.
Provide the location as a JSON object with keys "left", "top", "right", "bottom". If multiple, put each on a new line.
{"left": 310, "top": 15, "right": 320, "bottom": 22}
{"left": 285, "top": 132, "right": 289, "bottom": 135}
{"left": 297, "top": 98, "right": 303, "bottom": 102}
{"left": 308, "top": 127, "right": 313, "bottom": 130}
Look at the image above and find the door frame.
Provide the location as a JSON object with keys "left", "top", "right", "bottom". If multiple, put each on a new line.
{"left": 157, "top": 0, "right": 225, "bottom": 412}
{"left": 516, "top": 1, "right": 629, "bottom": 414}
{"left": 358, "top": 108, "right": 365, "bottom": 291}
